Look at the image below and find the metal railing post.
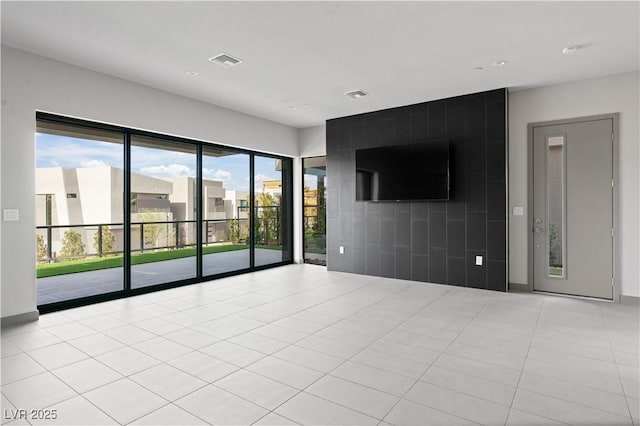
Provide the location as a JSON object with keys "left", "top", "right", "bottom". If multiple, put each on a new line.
{"left": 139, "top": 223, "right": 144, "bottom": 253}
{"left": 98, "top": 224, "right": 103, "bottom": 257}
{"left": 175, "top": 222, "right": 180, "bottom": 249}
{"left": 47, "top": 226, "right": 53, "bottom": 262}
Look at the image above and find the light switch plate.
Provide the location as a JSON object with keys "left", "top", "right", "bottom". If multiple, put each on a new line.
{"left": 475, "top": 255, "right": 483, "bottom": 266}
{"left": 3, "top": 209, "right": 19, "bottom": 221}
{"left": 513, "top": 206, "right": 524, "bottom": 216}
{"left": 339, "top": 246, "right": 345, "bottom": 254}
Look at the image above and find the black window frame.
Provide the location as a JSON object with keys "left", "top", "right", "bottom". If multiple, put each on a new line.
{"left": 302, "top": 155, "right": 327, "bottom": 266}
{"left": 36, "top": 112, "right": 294, "bottom": 313}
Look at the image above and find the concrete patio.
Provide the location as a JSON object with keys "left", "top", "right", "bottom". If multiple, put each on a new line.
{"left": 37, "top": 248, "right": 284, "bottom": 305}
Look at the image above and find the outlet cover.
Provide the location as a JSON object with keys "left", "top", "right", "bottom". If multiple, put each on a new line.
{"left": 3, "top": 209, "right": 19, "bottom": 221}
{"left": 475, "top": 255, "right": 483, "bottom": 266}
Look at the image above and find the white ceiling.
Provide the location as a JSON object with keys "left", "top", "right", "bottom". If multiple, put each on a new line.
{"left": 2, "top": 1, "right": 638, "bottom": 128}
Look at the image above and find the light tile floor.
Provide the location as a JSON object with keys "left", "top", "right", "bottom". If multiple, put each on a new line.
{"left": 2, "top": 264, "right": 639, "bottom": 425}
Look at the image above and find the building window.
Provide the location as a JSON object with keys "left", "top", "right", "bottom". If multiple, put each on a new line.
{"left": 131, "top": 194, "right": 138, "bottom": 213}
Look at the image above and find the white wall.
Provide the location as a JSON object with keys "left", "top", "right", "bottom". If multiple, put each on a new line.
{"left": 298, "top": 126, "right": 327, "bottom": 157}
{"left": 296, "top": 126, "right": 326, "bottom": 263}
{"left": 1, "top": 46, "right": 298, "bottom": 319}
{"left": 509, "top": 71, "right": 640, "bottom": 297}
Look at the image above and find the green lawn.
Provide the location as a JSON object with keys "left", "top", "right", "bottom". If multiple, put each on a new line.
{"left": 37, "top": 244, "right": 248, "bottom": 278}
{"left": 549, "top": 266, "right": 564, "bottom": 276}
{"left": 305, "top": 247, "right": 327, "bottom": 254}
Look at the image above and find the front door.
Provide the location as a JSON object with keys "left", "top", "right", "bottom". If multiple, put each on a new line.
{"left": 532, "top": 117, "right": 614, "bottom": 299}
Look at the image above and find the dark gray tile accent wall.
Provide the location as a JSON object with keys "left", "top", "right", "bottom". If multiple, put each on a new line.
{"left": 326, "top": 88, "right": 507, "bottom": 291}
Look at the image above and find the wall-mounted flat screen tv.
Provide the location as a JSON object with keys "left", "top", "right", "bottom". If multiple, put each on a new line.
{"left": 356, "top": 140, "right": 450, "bottom": 201}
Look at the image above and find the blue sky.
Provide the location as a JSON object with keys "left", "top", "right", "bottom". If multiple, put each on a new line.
{"left": 36, "top": 133, "right": 281, "bottom": 191}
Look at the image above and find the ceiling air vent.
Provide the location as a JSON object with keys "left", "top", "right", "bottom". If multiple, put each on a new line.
{"left": 208, "top": 53, "right": 243, "bottom": 67}
{"left": 345, "top": 90, "right": 369, "bottom": 99}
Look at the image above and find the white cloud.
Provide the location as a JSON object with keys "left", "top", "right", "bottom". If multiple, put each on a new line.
{"left": 203, "top": 168, "right": 232, "bottom": 182}
{"left": 81, "top": 159, "right": 109, "bottom": 167}
{"left": 254, "top": 173, "right": 272, "bottom": 182}
{"left": 140, "top": 164, "right": 193, "bottom": 177}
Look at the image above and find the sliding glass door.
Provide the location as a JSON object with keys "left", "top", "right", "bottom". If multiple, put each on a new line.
{"left": 302, "top": 156, "right": 327, "bottom": 265}
{"left": 253, "top": 155, "right": 292, "bottom": 267}
{"left": 35, "top": 113, "right": 293, "bottom": 312}
{"left": 202, "top": 146, "right": 250, "bottom": 276}
{"left": 35, "top": 121, "right": 124, "bottom": 305}
{"left": 130, "top": 135, "right": 198, "bottom": 289}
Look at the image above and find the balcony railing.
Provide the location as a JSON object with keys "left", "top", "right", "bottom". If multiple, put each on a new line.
{"left": 303, "top": 205, "right": 326, "bottom": 254}
{"left": 36, "top": 206, "right": 284, "bottom": 263}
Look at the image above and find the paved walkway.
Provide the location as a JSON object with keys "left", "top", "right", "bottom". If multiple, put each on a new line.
{"left": 37, "top": 249, "right": 284, "bottom": 305}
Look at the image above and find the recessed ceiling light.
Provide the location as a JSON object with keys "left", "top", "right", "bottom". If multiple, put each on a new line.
{"left": 345, "top": 90, "right": 369, "bottom": 99}
{"left": 186, "top": 70, "right": 199, "bottom": 76}
{"left": 492, "top": 60, "right": 507, "bottom": 67}
{"left": 288, "top": 104, "right": 309, "bottom": 110}
{"left": 209, "top": 53, "right": 243, "bottom": 67}
{"left": 562, "top": 45, "right": 581, "bottom": 55}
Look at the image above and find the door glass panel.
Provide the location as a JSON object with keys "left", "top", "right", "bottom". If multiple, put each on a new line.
{"left": 36, "top": 121, "right": 124, "bottom": 305}
{"left": 547, "top": 135, "right": 565, "bottom": 278}
{"left": 254, "top": 155, "right": 292, "bottom": 267}
{"left": 202, "top": 146, "right": 250, "bottom": 275}
{"left": 303, "top": 156, "right": 327, "bottom": 265}
{"left": 131, "top": 135, "right": 197, "bottom": 288}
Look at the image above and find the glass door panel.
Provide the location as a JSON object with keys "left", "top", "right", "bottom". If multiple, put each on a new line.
{"left": 302, "top": 156, "right": 327, "bottom": 265}
{"left": 546, "top": 136, "right": 566, "bottom": 278}
{"left": 35, "top": 121, "right": 124, "bottom": 305}
{"left": 130, "top": 135, "right": 197, "bottom": 288}
{"left": 202, "top": 146, "right": 250, "bottom": 275}
{"left": 253, "top": 155, "right": 292, "bottom": 267}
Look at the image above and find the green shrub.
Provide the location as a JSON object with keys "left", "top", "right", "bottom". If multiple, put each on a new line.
{"left": 36, "top": 234, "right": 48, "bottom": 262}
{"left": 60, "top": 229, "right": 86, "bottom": 260}
{"left": 93, "top": 226, "right": 115, "bottom": 255}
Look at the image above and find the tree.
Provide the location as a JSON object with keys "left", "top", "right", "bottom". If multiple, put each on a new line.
{"left": 229, "top": 219, "right": 240, "bottom": 244}
{"left": 134, "top": 210, "right": 168, "bottom": 250}
{"left": 60, "top": 229, "right": 86, "bottom": 260}
{"left": 255, "top": 192, "right": 279, "bottom": 246}
{"left": 93, "top": 226, "right": 115, "bottom": 256}
{"left": 36, "top": 234, "right": 48, "bottom": 262}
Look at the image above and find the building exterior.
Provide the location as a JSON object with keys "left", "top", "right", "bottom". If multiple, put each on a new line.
{"left": 35, "top": 166, "right": 247, "bottom": 260}
{"left": 36, "top": 166, "right": 174, "bottom": 259}
{"left": 262, "top": 179, "right": 282, "bottom": 199}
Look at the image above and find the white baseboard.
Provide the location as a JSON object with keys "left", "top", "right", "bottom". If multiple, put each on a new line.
{"left": 1, "top": 310, "right": 39, "bottom": 328}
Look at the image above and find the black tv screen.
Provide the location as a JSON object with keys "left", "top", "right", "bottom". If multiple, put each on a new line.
{"left": 356, "top": 140, "right": 450, "bottom": 201}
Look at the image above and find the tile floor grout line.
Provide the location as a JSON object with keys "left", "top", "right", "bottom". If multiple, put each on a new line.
{"left": 5, "top": 265, "right": 639, "bottom": 425}
{"left": 248, "top": 279, "right": 455, "bottom": 424}
{"left": 379, "top": 289, "right": 502, "bottom": 425}
{"left": 599, "top": 301, "right": 638, "bottom": 423}
{"left": 105, "top": 273, "right": 402, "bottom": 425}
{"left": 503, "top": 294, "right": 546, "bottom": 426}
{"left": 125, "top": 401, "right": 209, "bottom": 426}
{"left": 360, "top": 287, "right": 487, "bottom": 424}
